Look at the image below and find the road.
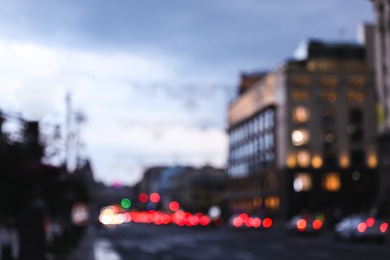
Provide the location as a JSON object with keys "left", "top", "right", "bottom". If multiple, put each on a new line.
{"left": 77, "top": 223, "right": 390, "bottom": 260}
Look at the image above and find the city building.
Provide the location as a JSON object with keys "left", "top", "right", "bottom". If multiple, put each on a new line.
{"left": 168, "top": 166, "right": 226, "bottom": 214}
{"left": 226, "top": 39, "right": 378, "bottom": 220}
{"left": 370, "top": 0, "right": 390, "bottom": 216}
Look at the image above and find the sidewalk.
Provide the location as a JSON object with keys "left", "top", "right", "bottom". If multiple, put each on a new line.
{"left": 65, "top": 226, "right": 95, "bottom": 260}
{"left": 0, "top": 227, "right": 18, "bottom": 260}
{"left": 47, "top": 226, "right": 95, "bottom": 260}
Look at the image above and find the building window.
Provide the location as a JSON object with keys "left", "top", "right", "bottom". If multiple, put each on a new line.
{"left": 321, "top": 77, "right": 338, "bottom": 88}
{"left": 293, "top": 173, "right": 312, "bottom": 192}
{"left": 311, "top": 155, "right": 323, "bottom": 169}
{"left": 297, "top": 150, "right": 310, "bottom": 168}
{"left": 293, "top": 106, "right": 309, "bottom": 123}
{"left": 292, "top": 91, "right": 309, "bottom": 102}
{"left": 349, "top": 127, "right": 363, "bottom": 143}
{"left": 351, "top": 150, "right": 364, "bottom": 165}
{"left": 348, "top": 76, "right": 365, "bottom": 88}
{"left": 322, "top": 172, "right": 340, "bottom": 192}
{"left": 265, "top": 196, "right": 280, "bottom": 210}
{"left": 347, "top": 91, "right": 364, "bottom": 103}
{"left": 291, "top": 76, "right": 310, "bottom": 87}
{"left": 349, "top": 108, "right": 363, "bottom": 124}
{"left": 323, "top": 131, "right": 336, "bottom": 144}
{"left": 322, "top": 108, "right": 335, "bottom": 125}
{"left": 321, "top": 92, "right": 337, "bottom": 103}
{"left": 324, "top": 150, "right": 337, "bottom": 165}
{"left": 292, "top": 129, "right": 310, "bottom": 146}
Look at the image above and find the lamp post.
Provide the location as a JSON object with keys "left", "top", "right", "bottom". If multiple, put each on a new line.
{"left": 17, "top": 83, "right": 54, "bottom": 260}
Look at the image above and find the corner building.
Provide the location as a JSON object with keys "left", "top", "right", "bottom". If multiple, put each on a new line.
{"left": 227, "top": 40, "right": 378, "bottom": 220}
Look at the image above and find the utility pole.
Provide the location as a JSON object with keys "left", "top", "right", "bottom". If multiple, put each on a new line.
{"left": 65, "top": 92, "right": 72, "bottom": 173}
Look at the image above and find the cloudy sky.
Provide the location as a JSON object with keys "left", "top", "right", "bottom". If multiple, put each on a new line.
{"left": 0, "top": 0, "right": 374, "bottom": 186}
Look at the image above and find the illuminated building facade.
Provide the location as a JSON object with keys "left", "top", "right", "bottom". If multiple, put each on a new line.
{"left": 226, "top": 40, "right": 378, "bottom": 219}
{"left": 370, "top": 0, "right": 390, "bottom": 216}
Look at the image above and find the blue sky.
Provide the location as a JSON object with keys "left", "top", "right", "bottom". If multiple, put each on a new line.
{"left": 0, "top": 0, "right": 374, "bottom": 186}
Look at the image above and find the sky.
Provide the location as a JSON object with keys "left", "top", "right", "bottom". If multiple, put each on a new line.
{"left": 0, "top": 0, "right": 374, "bottom": 186}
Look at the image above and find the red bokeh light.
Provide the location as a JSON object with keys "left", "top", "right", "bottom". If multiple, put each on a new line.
{"left": 366, "top": 217, "right": 375, "bottom": 227}
{"left": 199, "top": 216, "right": 210, "bottom": 226}
{"left": 312, "top": 219, "right": 322, "bottom": 230}
{"left": 380, "top": 222, "right": 388, "bottom": 233}
{"left": 263, "top": 218, "right": 272, "bottom": 228}
{"left": 233, "top": 217, "right": 243, "bottom": 228}
{"left": 150, "top": 193, "right": 160, "bottom": 203}
{"left": 245, "top": 217, "right": 252, "bottom": 227}
{"left": 357, "top": 222, "right": 367, "bottom": 233}
{"left": 161, "top": 214, "right": 171, "bottom": 225}
{"left": 238, "top": 213, "right": 249, "bottom": 222}
{"left": 251, "top": 218, "right": 261, "bottom": 228}
{"left": 296, "top": 219, "right": 307, "bottom": 231}
{"left": 169, "top": 201, "right": 180, "bottom": 211}
{"left": 138, "top": 193, "right": 148, "bottom": 203}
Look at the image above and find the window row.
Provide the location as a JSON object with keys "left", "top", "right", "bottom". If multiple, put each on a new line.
{"left": 228, "top": 153, "right": 275, "bottom": 177}
{"left": 230, "top": 133, "right": 275, "bottom": 160}
{"left": 230, "top": 109, "right": 275, "bottom": 145}
{"left": 294, "top": 172, "right": 341, "bottom": 192}
{"left": 291, "top": 91, "right": 366, "bottom": 103}
{"left": 289, "top": 76, "right": 365, "bottom": 88}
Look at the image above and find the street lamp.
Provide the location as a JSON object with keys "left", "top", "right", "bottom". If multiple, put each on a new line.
{"left": 17, "top": 80, "right": 56, "bottom": 260}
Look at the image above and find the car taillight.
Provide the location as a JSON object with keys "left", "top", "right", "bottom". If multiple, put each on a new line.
{"left": 263, "top": 218, "right": 272, "bottom": 228}
{"left": 312, "top": 219, "right": 322, "bottom": 230}
{"left": 357, "top": 222, "right": 367, "bottom": 233}
{"left": 380, "top": 223, "right": 388, "bottom": 233}
{"left": 296, "top": 219, "right": 306, "bottom": 231}
{"left": 366, "top": 217, "right": 375, "bottom": 227}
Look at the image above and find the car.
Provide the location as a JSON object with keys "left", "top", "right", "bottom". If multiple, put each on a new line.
{"left": 334, "top": 214, "right": 388, "bottom": 243}
{"left": 285, "top": 214, "right": 323, "bottom": 234}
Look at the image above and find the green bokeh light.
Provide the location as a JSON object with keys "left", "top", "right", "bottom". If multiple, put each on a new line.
{"left": 121, "top": 198, "right": 131, "bottom": 209}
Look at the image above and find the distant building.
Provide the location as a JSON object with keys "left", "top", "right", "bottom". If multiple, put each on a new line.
{"left": 134, "top": 165, "right": 227, "bottom": 214}
{"left": 169, "top": 166, "right": 226, "bottom": 214}
{"left": 370, "top": 0, "right": 390, "bottom": 216}
{"left": 226, "top": 39, "right": 377, "bottom": 220}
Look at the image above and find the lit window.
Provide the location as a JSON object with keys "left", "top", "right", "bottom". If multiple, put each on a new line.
{"left": 311, "top": 155, "right": 323, "bottom": 169}
{"left": 321, "top": 77, "right": 338, "bottom": 88}
{"left": 339, "top": 154, "right": 349, "bottom": 168}
{"left": 348, "top": 76, "right": 365, "bottom": 88}
{"left": 292, "top": 129, "right": 309, "bottom": 146}
{"left": 322, "top": 92, "right": 337, "bottom": 102}
{"left": 293, "top": 106, "right": 309, "bottom": 123}
{"left": 286, "top": 154, "right": 296, "bottom": 168}
{"left": 293, "top": 173, "right": 312, "bottom": 192}
{"left": 291, "top": 76, "right": 310, "bottom": 87}
{"left": 265, "top": 196, "right": 280, "bottom": 210}
{"left": 297, "top": 150, "right": 310, "bottom": 167}
{"left": 347, "top": 91, "right": 364, "bottom": 103}
{"left": 367, "top": 153, "right": 377, "bottom": 168}
{"left": 322, "top": 172, "right": 340, "bottom": 192}
{"left": 292, "top": 91, "right": 309, "bottom": 102}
